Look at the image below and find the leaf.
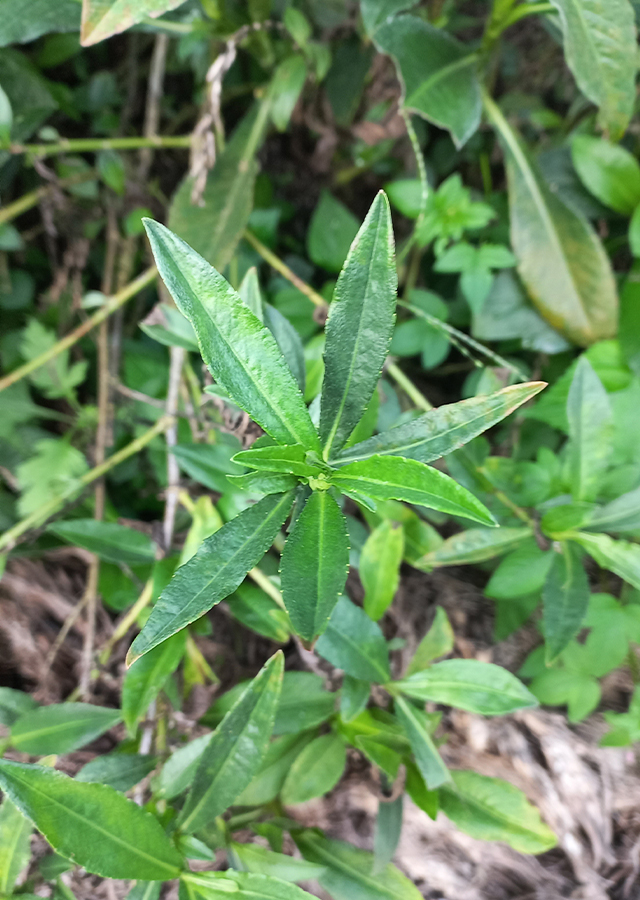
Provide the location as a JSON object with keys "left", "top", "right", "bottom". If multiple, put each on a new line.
{"left": 228, "top": 583, "right": 291, "bottom": 643}
{"left": 0, "top": 760, "right": 183, "bottom": 880}
{"left": 395, "top": 697, "right": 450, "bottom": 789}
{"left": 122, "top": 631, "right": 186, "bottom": 736}
{"left": 330, "top": 456, "right": 495, "bottom": 525}
{"left": 319, "top": 191, "right": 397, "bottom": 457}
{"left": 548, "top": 0, "right": 636, "bottom": 140}
{"left": 230, "top": 843, "right": 325, "bottom": 883}
{"left": 264, "top": 303, "right": 306, "bottom": 392}
{"left": 0, "top": 687, "right": 38, "bottom": 726}
{"left": 316, "top": 596, "right": 391, "bottom": 683}
{"left": 128, "top": 491, "right": 294, "bottom": 664}
{"left": 0, "top": 0, "right": 79, "bottom": 46}
{"left": 374, "top": 15, "right": 480, "bottom": 147}
{"left": 571, "top": 531, "right": 640, "bottom": 591}
{"left": 360, "top": 520, "right": 404, "bottom": 621}
{"left": 140, "top": 303, "right": 199, "bottom": 351}
{"left": 586, "top": 486, "right": 640, "bottom": 533}
{"left": 485, "top": 540, "right": 553, "bottom": 600}
{"left": 417, "top": 526, "right": 533, "bottom": 569}
{"left": 144, "top": 220, "right": 319, "bottom": 450}
{"left": 81, "top": 0, "right": 188, "bottom": 45}
{"left": 406, "top": 608, "right": 454, "bottom": 675}
{"left": 269, "top": 54, "right": 307, "bottom": 132}
{"left": 157, "top": 733, "right": 213, "bottom": 801}
{"left": 340, "top": 676, "right": 371, "bottom": 723}
{"left": 125, "top": 884, "right": 161, "bottom": 900}
{"left": 566, "top": 356, "right": 613, "bottom": 501}
{"left": 373, "top": 795, "right": 403, "bottom": 874}
{"left": 228, "top": 472, "right": 299, "bottom": 496}
{"left": 171, "top": 442, "right": 243, "bottom": 493}
{"left": 395, "top": 659, "right": 538, "bottom": 715}
{"left": 48, "top": 519, "right": 157, "bottom": 566}
{"left": 178, "top": 652, "right": 284, "bottom": 832}
{"left": 76, "top": 754, "right": 157, "bottom": 792}
{"left": 280, "top": 490, "right": 349, "bottom": 641}
{"left": 307, "top": 191, "right": 360, "bottom": 273}
{"left": 543, "top": 543, "right": 590, "bottom": 663}
{"left": 0, "top": 798, "right": 31, "bottom": 895}
{"left": 294, "top": 832, "right": 423, "bottom": 900}
{"left": 335, "top": 383, "right": 546, "bottom": 464}
{"left": 181, "top": 871, "right": 316, "bottom": 900}
{"left": 486, "top": 97, "right": 618, "bottom": 347}
{"left": 21, "top": 319, "right": 87, "bottom": 400}
{"left": 234, "top": 444, "right": 321, "bottom": 478}
{"left": 235, "top": 732, "right": 317, "bottom": 806}
{"left": 17, "top": 438, "right": 89, "bottom": 518}
{"left": 280, "top": 733, "right": 346, "bottom": 804}
{"left": 361, "top": 0, "right": 418, "bottom": 35}
{"left": 571, "top": 135, "right": 640, "bottom": 214}
{"left": 529, "top": 667, "right": 601, "bottom": 722}
{"left": 10, "top": 703, "right": 121, "bottom": 755}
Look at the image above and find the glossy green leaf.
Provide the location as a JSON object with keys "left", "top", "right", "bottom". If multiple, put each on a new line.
{"left": 543, "top": 543, "right": 590, "bottom": 663}
{"left": 10, "top": 703, "right": 121, "bottom": 755}
{"left": 373, "top": 795, "right": 403, "bottom": 874}
{"left": 181, "top": 871, "right": 315, "bottom": 900}
{"left": 48, "top": 519, "right": 157, "bottom": 566}
{"left": 0, "top": 798, "right": 31, "bottom": 895}
{"left": 406, "top": 608, "right": 454, "bottom": 675}
{"left": 586, "top": 486, "right": 640, "bottom": 533}
{"left": 439, "top": 770, "right": 557, "bottom": 855}
{"left": 230, "top": 843, "right": 325, "bottom": 883}
{"left": 340, "top": 676, "right": 371, "bottom": 722}
{"left": 128, "top": 491, "right": 294, "bottom": 664}
{"left": 227, "top": 471, "right": 299, "bottom": 496}
{"left": 417, "top": 526, "right": 532, "bottom": 569}
{"left": 316, "top": 596, "right": 391, "bottom": 683}
{"left": 270, "top": 55, "right": 307, "bottom": 132}
{"left": 374, "top": 15, "right": 480, "bottom": 147}
{"left": 281, "top": 733, "right": 346, "bottom": 804}
{"left": 486, "top": 96, "right": 618, "bottom": 347}
{"left": 235, "top": 732, "right": 316, "bottom": 806}
{"left": 123, "top": 631, "right": 186, "bottom": 736}
{"left": 0, "top": 760, "right": 183, "bottom": 880}
{"left": 360, "top": 520, "right": 404, "bottom": 621}
{"left": 179, "top": 652, "right": 284, "bottom": 832}
{"left": 319, "top": 191, "right": 397, "bottom": 458}
{"left": 395, "top": 697, "right": 450, "bottom": 789}
{"left": 395, "top": 659, "right": 537, "bottom": 715}
{"left": 234, "top": 444, "right": 320, "bottom": 478}
{"left": 144, "top": 219, "right": 319, "bottom": 450}
{"left": 0, "top": 687, "right": 37, "bottom": 726}
{"left": 548, "top": 0, "right": 636, "bottom": 140}
{"left": 334, "top": 382, "right": 545, "bottom": 464}
{"left": 294, "top": 832, "right": 423, "bottom": 900}
{"left": 171, "top": 442, "right": 243, "bottom": 493}
{"left": 572, "top": 135, "right": 640, "bottom": 214}
{"left": 228, "top": 583, "right": 291, "bottom": 643}
{"left": 81, "top": 0, "right": 187, "bottom": 45}
{"left": 0, "top": 0, "right": 79, "bottom": 47}
{"left": 76, "top": 754, "right": 157, "bottom": 792}
{"left": 485, "top": 540, "right": 553, "bottom": 600}
{"left": 280, "top": 490, "right": 349, "bottom": 641}
{"left": 330, "top": 456, "right": 495, "bottom": 525}
{"left": 307, "top": 191, "right": 360, "bottom": 273}
{"left": 566, "top": 356, "right": 613, "bottom": 502}
{"left": 571, "top": 531, "right": 640, "bottom": 591}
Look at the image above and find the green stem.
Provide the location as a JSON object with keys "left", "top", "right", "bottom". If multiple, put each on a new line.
{"left": 140, "top": 15, "right": 194, "bottom": 34}
{"left": 503, "top": 2, "right": 554, "bottom": 27}
{"left": 0, "top": 266, "right": 157, "bottom": 394}
{"left": 387, "top": 362, "right": 433, "bottom": 412}
{"left": 0, "top": 171, "right": 96, "bottom": 226}
{"left": 0, "top": 416, "right": 174, "bottom": 553}
{"left": 7, "top": 134, "right": 192, "bottom": 159}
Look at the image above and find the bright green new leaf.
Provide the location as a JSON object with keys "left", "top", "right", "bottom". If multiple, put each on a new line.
{"left": 144, "top": 220, "right": 319, "bottom": 450}
{"left": 566, "top": 356, "right": 613, "bottom": 502}
{"left": 335, "top": 383, "right": 544, "bottom": 465}
{"left": 234, "top": 444, "right": 321, "bottom": 478}
{"left": 0, "top": 798, "right": 31, "bottom": 895}
{"left": 122, "top": 631, "right": 186, "bottom": 736}
{"left": 128, "top": 491, "right": 294, "bottom": 664}
{"left": 543, "top": 543, "right": 590, "bottom": 663}
{"left": 374, "top": 15, "right": 480, "bottom": 147}
{"left": 319, "top": 191, "right": 397, "bottom": 458}
{"left": 360, "top": 520, "right": 404, "bottom": 621}
{"left": 316, "top": 596, "right": 391, "bottom": 683}
{"left": 76, "top": 754, "right": 157, "bottom": 792}
{"left": 571, "top": 531, "right": 640, "bottom": 592}
{"left": 10, "top": 703, "right": 121, "bottom": 755}
{"left": 270, "top": 55, "right": 307, "bottom": 132}
{"left": 81, "top": 0, "right": 188, "bottom": 45}
{"left": 281, "top": 733, "right": 346, "bottom": 804}
{"left": 572, "top": 135, "right": 640, "bottom": 214}
{"left": 406, "top": 608, "right": 454, "bottom": 675}
{"left": 280, "top": 490, "right": 349, "bottom": 641}
{"left": 439, "top": 770, "right": 557, "bottom": 855}
{"left": 0, "top": 760, "right": 183, "bottom": 880}
{"left": 417, "top": 527, "right": 532, "bottom": 569}
{"left": 395, "top": 659, "right": 537, "bottom": 715}
{"left": 0, "top": 687, "right": 37, "bottom": 726}
{"left": 48, "top": 519, "right": 157, "bottom": 566}
{"left": 330, "top": 456, "right": 495, "bottom": 525}
{"left": 396, "top": 698, "right": 450, "bottom": 789}
{"left": 548, "top": 0, "right": 636, "bottom": 140}
{"left": 181, "top": 870, "right": 316, "bottom": 900}
{"left": 294, "top": 832, "right": 423, "bottom": 900}
{"left": 485, "top": 540, "right": 553, "bottom": 600}
{"left": 179, "top": 652, "right": 284, "bottom": 832}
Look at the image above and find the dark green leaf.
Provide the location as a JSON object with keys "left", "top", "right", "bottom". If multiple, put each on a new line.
{"left": 269, "top": 55, "right": 307, "bottom": 132}
{"left": 264, "top": 303, "right": 306, "bottom": 391}
{"left": 0, "top": 0, "right": 80, "bottom": 47}
{"left": 171, "top": 442, "right": 243, "bottom": 493}
{"left": 543, "top": 543, "right": 590, "bottom": 663}
{"left": 361, "top": 0, "right": 418, "bottom": 35}
{"left": 307, "top": 191, "right": 360, "bottom": 273}
{"left": 234, "top": 444, "right": 320, "bottom": 478}
{"left": 280, "top": 733, "right": 346, "bottom": 804}
{"left": 572, "top": 135, "right": 640, "bottom": 214}
{"left": 395, "top": 697, "right": 450, "bottom": 789}
{"left": 316, "top": 596, "right": 391, "bottom": 682}
{"left": 227, "top": 472, "right": 299, "bottom": 496}
{"left": 485, "top": 540, "right": 553, "bottom": 600}
{"left": 76, "top": 754, "right": 157, "bottom": 792}
{"left": 566, "top": 356, "right": 613, "bottom": 502}
{"left": 122, "top": 631, "right": 186, "bottom": 736}
{"left": 360, "top": 520, "right": 404, "bottom": 621}
{"left": 10, "top": 703, "right": 121, "bottom": 755}
{"left": 235, "top": 732, "right": 317, "bottom": 806}
{"left": 227, "top": 583, "right": 291, "bottom": 643}
{"left": 48, "top": 520, "right": 157, "bottom": 566}
{"left": 0, "top": 687, "right": 37, "bottom": 726}
{"left": 340, "top": 676, "right": 371, "bottom": 723}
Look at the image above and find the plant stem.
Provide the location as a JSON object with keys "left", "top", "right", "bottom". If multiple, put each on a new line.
{"left": 0, "top": 415, "right": 174, "bottom": 553}
{"left": 386, "top": 363, "right": 433, "bottom": 411}
{"left": 7, "top": 135, "right": 192, "bottom": 158}
{"left": 0, "top": 266, "right": 157, "bottom": 394}
{"left": 503, "top": 2, "right": 555, "bottom": 27}
{"left": 0, "top": 171, "right": 96, "bottom": 226}
{"left": 243, "top": 230, "right": 326, "bottom": 308}
{"left": 248, "top": 566, "right": 287, "bottom": 610}
{"left": 99, "top": 578, "right": 154, "bottom": 664}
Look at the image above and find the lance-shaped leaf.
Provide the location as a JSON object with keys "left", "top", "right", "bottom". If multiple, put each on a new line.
{"left": 586, "top": 486, "right": 640, "bottom": 534}
{"left": 280, "top": 733, "right": 346, "bottom": 805}
{"left": 319, "top": 191, "right": 397, "bottom": 458}
{"left": 234, "top": 444, "right": 322, "bottom": 478}
{"left": 395, "top": 697, "right": 450, "bottom": 790}
{"left": 76, "top": 754, "right": 157, "bottom": 793}
{"left": 81, "top": 0, "right": 187, "bottom": 45}
{"left": 548, "top": 0, "right": 636, "bottom": 141}
{"left": 10, "top": 703, "right": 121, "bottom": 755}
{"left": 374, "top": 15, "right": 481, "bottom": 147}
{"left": 571, "top": 532, "right": 640, "bottom": 592}
{"left": 566, "top": 356, "right": 613, "bottom": 502}
{"left": 122, "top": 631, "right": 187, "bottom": 736}
{"left": 361, "top": 520, "right": 404, "bottom": 621}
{"left": 330, "top": 456, "right": 495, "bottom": 525}
{"left": 280, "top": 490, "right": 349, "bottom": 641}
{"left": 48, "top": 519, "right": 157, "bottom": 566}
{"left": 395, "top": 659, "right": 537, "bottom": 715}
{"left": 144, "top": 220, "right": 319, "bottom": 451}
{"left": 416, "top": 527, "right": 532, "bottom": 569}
{"left": 316, "top": 596, "right": 391, "bottom": 683}
{"left": 485, "top": 96, "right": 618, "bottom": 347}
{"left": 543, "top": 542, "right": 590, "bottom": 663}
{"left": 0, "top": 760, "right": 183, "bottom": 880}
{"left": 178, "top": 651, "right": 283, "bottom": 833}
{"left": 571, "top": 135, "right": 640, "bottom": 215}
{"left": 181, "top": 871, "right": 316, "bottom": 900}
{"left": 128, "top": 491, "right": 294, "bottom": 664}
{"left": 335, "top": 382, "right": 545, "bottom": 464}
{"left": 0, "top": 798, "right": 31, "bottom": 896}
